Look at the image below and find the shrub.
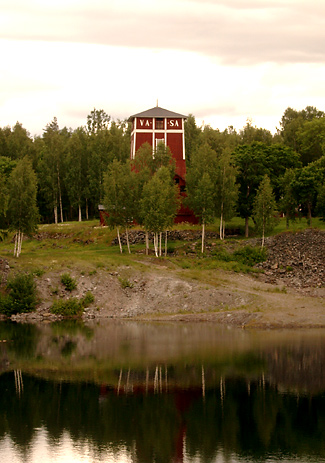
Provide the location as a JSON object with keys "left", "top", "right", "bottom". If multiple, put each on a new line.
{"left": 210, "top": 248, "right": 232, "bottom": 262}
{"left": 118, "top": 277, "right": 133, "bottom": 289}
{"left": 33, "top": 268, "right": 45, "bottom": 277}
{"left": 0, "top": 292, "right": 13, "bottom": 315}
{"left": 82, "top": 291, "right": 95, "bottom": 306}
{"left": 51, "top": 298, "right": 83, "bottom": 317}
{"left": 233, "top": 246, "right": 268, "bottom": 266}
{"left": 3, "top": 273, "right": 38, "bottom": 314}
{"left": 60, "top": 273, "right": 77, "bottom": 291}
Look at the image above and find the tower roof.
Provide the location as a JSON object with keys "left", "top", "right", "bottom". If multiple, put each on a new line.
{"left": 129, "top": 106, "right": 187, "bottom": 121}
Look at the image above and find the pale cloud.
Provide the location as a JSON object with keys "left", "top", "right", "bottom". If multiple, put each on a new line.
{"left": 1, "top": 0, "right": 325, "bottom": 135}
{"left": 1, "top": 0, "right": 325, "bottom": 64}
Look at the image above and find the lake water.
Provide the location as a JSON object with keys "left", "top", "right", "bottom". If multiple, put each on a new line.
{"left": 0, "top": 320, "right": 325, "bottom": 463}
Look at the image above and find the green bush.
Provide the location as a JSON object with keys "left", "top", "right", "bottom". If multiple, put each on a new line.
{"left": 233, "top": 246, "right": 268, "bottom": 266}
{"left": 60, "top": 273, "right": 77, "bottom": 291}
{"left": 210, "top": 248, "right": 232, "bottom": 261}
{"left": 118, "top": 277, "right": 133, "bottom": 289}
{"left": 0, "top": 292, "right": 13, "bottom": 315}
{"left": 210, "top": 245, "right": 267, "bottom": 267}
{"left": 0, "top": 273, "right": 38, "bottom": 315}
{"left": 82, "top": 291, "right": 95, "bottom": 306}
{"left": 51, "top": 298, "right": 83, "bottom": 316}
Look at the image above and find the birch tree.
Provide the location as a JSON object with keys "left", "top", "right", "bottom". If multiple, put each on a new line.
{"left": 252, "top": 175, "right": 277, "bottom": 247}
{"left": 65, "top": 128, "right": 89, "bottom": 221}
{"left": 103, "top": 160, "right": 135, "bottom": 253}
{"left": 215, "top": 149, "right": 238, "bottom": 240}
{"left": 186, "top": 144, "right": 218, "bottom": 252}
{"left": 41, "top": 118, "right": 68, "bottom": 223}
{"left": 140, "top": 167, "right": 180, "bottom": 257}
{"left": 132, "top": 142, "right": 176, "bottom": 255}
{"left": 7, "top": 157, "right": 39, "bottom": 257}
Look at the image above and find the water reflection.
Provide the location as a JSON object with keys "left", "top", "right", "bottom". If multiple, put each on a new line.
{"left": 0, "top": 321, "right": 325, "bottom": 463}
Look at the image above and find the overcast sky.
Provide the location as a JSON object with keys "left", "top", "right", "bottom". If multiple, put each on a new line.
{"left": 1, "top": 0, "right": 325, "bottom": 136}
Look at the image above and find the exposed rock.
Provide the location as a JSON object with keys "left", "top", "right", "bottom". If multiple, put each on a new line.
{"left": 256, "top": 229, "right": 325, "bottom": 289}
{"left": 111, "top": 229, "right": 241, "bottom": 246}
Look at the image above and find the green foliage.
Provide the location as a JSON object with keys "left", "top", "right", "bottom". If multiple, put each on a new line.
{"left": 233, "top": 142, "right": 300, "bottom": 236}
{"left": 210, "top": 245, "right": 267, "bottom": 266}
{"left": 51, "top": 298, "right": 84, "bottom": 316}
{"left": 316, "top": 183, "right": 325, "bottom": 220}
{"left": 141, "top": 166, "right": 180, "bottom": 235}
{"left": 233, "top": 246, "right": 268, "bottom": 266}
{"left": 186, "top": 144, "right": 218, "bottom": 225}
{"left": 50, "top": 291, "right": 95, "bottom": 317}
{"left": 297, "top": 117, "right": 325, "bottom": 165}
{"left": 7, "top": 156, "right": 39, "bottom": 235}
{"left": 291, "top": 161, "right": 323, "bottom": 223}
{"left": 0, "top": 273, "right": 38, "bottom": 315}
{"left": 184, "top": 114, "right": 202, "bottom": 164}
{"left": 280, "top": 169, "right": 297, "bottom": 227}
{"left": 65, "top": 127, "right": 89, "bottom": 220}
{"left": 82, "top": 291, "right": 95, "bottom": 306}
{"left": 118, "top": 277, "right": 134, "bottom": 289}
{"left": 103, "top": 159, "right": 136, "bottom": 230}
{"left": 32, "top": 268, "right": 45, "bottom": 277}
{"left": 279, "top": 105, "right": 324, "bottom": 154}
{"left": 210, "top": 248, "right": 232, "bottom": 262}
{"left": 60, "top": 273, "right": 77, "bottom": 291}
{"left": 252, "top": 175, "right": 277, "bottom": 245}
{"left": 0, "top": 292, "right": 13, "bottom": 315}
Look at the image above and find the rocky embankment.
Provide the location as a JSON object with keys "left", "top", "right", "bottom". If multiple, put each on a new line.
{"left": 256, "top": 229, "right": 324, "bottom": 289}
{"left": 0, "top": 228, "right": 324, "bottom": 327}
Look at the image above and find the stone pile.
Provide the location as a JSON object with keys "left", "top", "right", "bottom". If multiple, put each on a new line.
{"left": 256, "top": 229, "right": 325, "bottom": 288}
{"left": 111, "top": 228, "right": 241, "bottom": 246}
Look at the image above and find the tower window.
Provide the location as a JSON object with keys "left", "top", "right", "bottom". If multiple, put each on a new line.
{"left": 155, "top": 118, "right": 164, "bottom": 130}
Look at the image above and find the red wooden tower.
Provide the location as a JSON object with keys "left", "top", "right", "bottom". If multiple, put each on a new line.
{"left": 129, "top": 106, "right": 197, "bottom": 223}
{"left": 129, "top": 106, "right": 186, "bottom": 183}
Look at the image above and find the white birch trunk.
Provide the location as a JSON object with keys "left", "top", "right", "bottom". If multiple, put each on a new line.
{"left": 14, "top": 232, "right": 18, "bottom": 257}
{"left": 117, "top": 227, "right": 123, "bottom": 253}
{"left": 159, "top": 232, "right": 162, "bottom": 257}
{"left": 14, "top": 231, "right": 23, "bottom": 258}
{"left": 154, "top": 233, "right": 158, "bottom": 257}
{"left": 18, "top": 232, "right": 23, "bottom": 257}
{"left": 54, "top": 205, "right": 58, "bottom": 224}
{"left": 59, "top": 193, "right": 63, "bottom": 223}
{"left": 165, "top": 231, "right": 168, "bottom": 257}
{"left": 220, "top": 210, "right": 223, "bottom": 240}
{"left": 125, "top": 227, "right": 131, "bottom": 254}
{"left": 201, "top": 221, "right": 205, "bottom": 253}
{"left": 145, "top": 231, "right": 149, "bottom": 255}
{"left": 262, "top": 221, "right": 265, "bottom": 247}
{"left": 78, "top": 204, "right": 82, "bottom": 222}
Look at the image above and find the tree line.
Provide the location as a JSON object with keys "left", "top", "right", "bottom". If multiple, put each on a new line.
{"left": 0, "top": 106, "right": 325, "bottom": 255}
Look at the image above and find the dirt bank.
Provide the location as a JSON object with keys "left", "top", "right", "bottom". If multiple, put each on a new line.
{"left": 2, "top": 229, "right": 325, "bottom": 329}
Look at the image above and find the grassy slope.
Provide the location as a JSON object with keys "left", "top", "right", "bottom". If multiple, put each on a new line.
{"left": 0, "top": 216, "right": 324, "bottom": 276}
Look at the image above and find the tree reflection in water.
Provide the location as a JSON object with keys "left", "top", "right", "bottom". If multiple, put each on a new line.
{"left": 0, "top": 321, "right": 325, "bottom": 462}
